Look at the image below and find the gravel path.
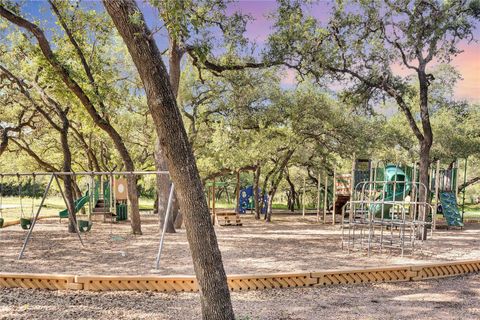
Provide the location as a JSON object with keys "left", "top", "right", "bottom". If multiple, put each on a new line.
{"left": 1, "top": 274, "right": 479, "bottom": 319}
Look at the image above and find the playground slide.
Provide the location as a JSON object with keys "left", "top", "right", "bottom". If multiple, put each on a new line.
{"left": 439, "top": 192, "right": 464, "bottom": 227}
{"left": 371, "top": 165, "right": 411, "bottom": 218}
{"left": 59, "top": 191, "right": 90, "bottom": 219}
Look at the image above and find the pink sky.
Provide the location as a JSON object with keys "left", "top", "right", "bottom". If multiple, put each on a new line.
{"left": 452, "top": 43, "right": 480, "bottom": 102}
{"left": 230, "top": 1, "right": 480, "bottom": 103}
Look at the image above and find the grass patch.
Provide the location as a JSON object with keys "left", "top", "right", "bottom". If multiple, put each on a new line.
{"left": 0, "top": 196, "right": 157, "bottom": 222}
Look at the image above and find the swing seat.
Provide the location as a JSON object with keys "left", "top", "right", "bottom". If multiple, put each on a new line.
{"left": 78, "top": 220, "right": 93, "bottom": 233}
{"left": 59, "top": 211, "right": 69, "bottom": 219}
{"left": 20, "top": 218, "right": 32, "bottom": 230}
{"left": 0, "top": 217, "right": 4, "bottom": 228}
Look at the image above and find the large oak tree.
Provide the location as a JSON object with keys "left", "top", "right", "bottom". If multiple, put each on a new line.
{"left": 103, "top": 1, "right": 234, "bottom": 319}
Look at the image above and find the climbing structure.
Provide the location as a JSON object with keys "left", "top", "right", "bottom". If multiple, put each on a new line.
{"left": 238, "top": 186, "right": 267, "bottom": 214}
{"left": 342, "top": 163, "right": 432, "bottom": 256}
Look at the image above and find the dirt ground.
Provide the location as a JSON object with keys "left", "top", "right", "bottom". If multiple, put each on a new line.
{"left": 0, "top": 213, "right": 479, "bottom": 275}
{"left": 1, "top": 213, "right": 480, "bottom": 319}
{"left": 0, "top": 274, "right": 479, "bottom": 319}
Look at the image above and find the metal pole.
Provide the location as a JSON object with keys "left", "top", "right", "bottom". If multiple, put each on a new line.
{"left": 236, "top": 170, "right": 240, "bottom": 213}
{"left": 108, "top": 173, "right": 114, "bottom": 225}
{"left": 155, "top": 183, "right": 175, "bottom": 270}
{"left": 207, "top": 184, "right": 210, "bottom": 210}
{"left": 111, "top": 173, "right": 116, "bottom": 219}
{"left": 332, "top": 167, "right": 337, "bottom": 225}
{"left": 433, "top": 160, "right": 440, "bottom": 230}
{"left": 212, "top": 178, "right": 216, "bottom": 225}
{"left": 302, "top": 175, "right": 306, "bottom": 217}
{"left": 455, "top": 160, "right": 459, "bottom": 199}
{"left": 89, "top": 174, "right": 94, "bottom": 221}
{"left": 18, "top": 174, "right": 54, "bottom": 259}
{"left": 323, "top": 173, "right": 328, "bottom": 224}
{"left": 0, "top": 171, "right": 171, "bottom": 177}
{"left": 317, "top": 172, "right": 321, "bottom": 222}
{"left": 100, "top": 175, "right": 104, "bottom": 201}
{"left": 54, "top": 175, "right": 84, "bottom": 247}
{"left": 412, "top": 163, "right": 417, "bottom": 220}
{"left": 349, "top": 156, "right": 356, "bottom": 224}
{"left": 462, "top": 157, "right": 468, "bottom": 222}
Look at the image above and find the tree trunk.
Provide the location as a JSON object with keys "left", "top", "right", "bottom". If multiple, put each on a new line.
{"left": 417, "top": 141, "right": 431, "bottom": 240}
{"left": 253, "top": 165, "right": 261, "bottom": 219}
{"left": 60, "top": 129, "right": 76, "bottom": 233}
{"left": 155, "top": 140, "right": 175, "bottom": 233}
{"left": 174, "top": 198, "right": 183, "bottom": 229}
{"left": 285, "top": 170, "right": 297, "bottom": 212}
{"left": 154, "top": 32, "right": 184, "bottom": 229}
{"left": 260, "top": 166, "right": 276, "bottom": 215}
{"left": 118, "top": 154, "right": 141, "bottom": 234}
{"left": 103, "top": 1, "right": 234, "bottom": 319}
{"left": 286, "top": 191, "right": 292, "bottom": 211}
{"left": 417, "top": 69, "right": 433, "bottom": 240}
{"left": 265, "top": 189, "right": 275, "bottom": 222}
{"left": 265, "top": 150, "right": 295, "bottom": 222}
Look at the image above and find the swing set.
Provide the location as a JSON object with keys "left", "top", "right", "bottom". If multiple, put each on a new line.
{"left": 0, "top": 170, "right": 176, "bottom": 265}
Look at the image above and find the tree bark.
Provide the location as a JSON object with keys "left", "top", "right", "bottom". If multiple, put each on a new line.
{"left": 155, "top": 143, "right": 175, "bottom": 233}
{"left": 285, "top": 169, "right": 297, "bottom": 212}
{"left": 253, "top": 165, "right": 261, "bottom": 219}
{"left": 260, "top": 164, "right": 278, "bottom": 215}
{"left": 60, "top": 129, "right": 77, "bottom": 233}
{"left": 155, "top": 32, "right": 185, "bottom": 232}
{"left": 459, "top": 176, "right": 480, "bottom": 191}
{"left": 417, "top": 69, "right": 433, "bottom": 239}
{"left": 103, "top": 1, "right": 234, "bottom": 319}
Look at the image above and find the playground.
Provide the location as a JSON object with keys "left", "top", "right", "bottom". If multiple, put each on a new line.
{"left": 1, "top": 213, "right": 480, "bottom": 276}
{"left": 1, "top": 1, "right": 480, "bottom": 319}
{"left": 1, "top": 210, "right": 480, "bottom": 319}
{"left": 0, "top": 159, "right": 476, "bottom": 273}
{"left": 0, "top": 159, "right": 479, "bottom": 320}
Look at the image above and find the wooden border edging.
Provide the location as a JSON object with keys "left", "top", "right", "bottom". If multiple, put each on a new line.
{"left": 1, "top": 259, "right": 480, "bottom": 292}
{"left": 0, "top": 273, "right": 77, "bottom": 290}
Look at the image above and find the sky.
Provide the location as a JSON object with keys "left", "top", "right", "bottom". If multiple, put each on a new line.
{"left": 17, "top": 0, "right": 480, "bottom": 103}
{"left": 221, "top": 1, "right": 480, "bottom": 103}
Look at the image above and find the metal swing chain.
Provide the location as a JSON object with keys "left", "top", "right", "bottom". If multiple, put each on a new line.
{"left": 0, "top": 175, "right": 3, "bottom": 219}
{"left": 18, "top": 174, "right": 25, "bottom": 218}
{"left": 31, "top": 174, "right": 36, "bottom": 219}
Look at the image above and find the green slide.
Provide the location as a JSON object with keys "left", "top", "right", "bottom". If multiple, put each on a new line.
{"left": 439, "top": 192, "right": 464, "bottom": 227}
{"left": 59, "top": 191, "right": 90, "bottom": 219}
{"left": 371, "top": 165, "right": 411, "bottom": 218}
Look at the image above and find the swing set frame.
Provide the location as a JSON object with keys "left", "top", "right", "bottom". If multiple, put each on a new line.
{"left": 0, "top": 171, "right": 175, "bottom": 266}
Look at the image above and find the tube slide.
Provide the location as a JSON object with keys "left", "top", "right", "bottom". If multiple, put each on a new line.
{"left": 371, "top": 165, "right": 411, "bottom": 218}
{"left": 59, "top": 191, "right": 90, "bottom": 219}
